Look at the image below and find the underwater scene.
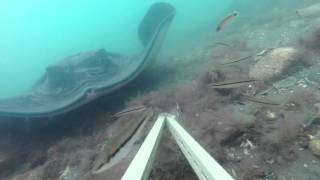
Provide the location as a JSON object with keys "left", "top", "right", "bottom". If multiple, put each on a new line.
{"left": 1, "top": 0, "right": 320, "bottom": 179}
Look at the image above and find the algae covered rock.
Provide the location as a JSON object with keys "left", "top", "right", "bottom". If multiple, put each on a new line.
{"left": 249, "top": 47, "right": 308, "bottom": 82}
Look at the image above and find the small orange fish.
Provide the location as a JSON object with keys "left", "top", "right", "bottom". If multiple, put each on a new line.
{"left": 216, "top": 11, "right": 238, "bottom": 32}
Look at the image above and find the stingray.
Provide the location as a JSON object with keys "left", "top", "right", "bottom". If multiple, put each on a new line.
{"left": 0, "top": 3, "right": 176, "bottom": 118}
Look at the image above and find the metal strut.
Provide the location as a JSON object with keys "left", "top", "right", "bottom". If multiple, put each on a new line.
{"left": 122, "top": 113, "right": 234, "bottom": 180}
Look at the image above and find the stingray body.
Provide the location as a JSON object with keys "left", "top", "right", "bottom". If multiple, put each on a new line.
{"left": 0, "top": 3, "right": 176, "bottom": 118}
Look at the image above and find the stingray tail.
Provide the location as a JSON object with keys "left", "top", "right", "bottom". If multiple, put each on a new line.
{"left": 138, "top": 3, "right": 176, "bottom": 46}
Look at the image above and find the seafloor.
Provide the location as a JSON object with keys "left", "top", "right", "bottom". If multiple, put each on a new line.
{"left": 2, "top": 1, "right": 320, "bottom": 180}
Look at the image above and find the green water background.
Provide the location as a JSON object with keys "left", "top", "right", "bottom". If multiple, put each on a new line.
{"left": 0, "top": 0, "right": 235, "bottom": 98}
{"left": 0, "top": 0, "right": 314, "bottom": 98}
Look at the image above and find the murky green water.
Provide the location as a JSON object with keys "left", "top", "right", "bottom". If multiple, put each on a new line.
{"left": 0, "top": 0, "right": 232, "bottom": 98}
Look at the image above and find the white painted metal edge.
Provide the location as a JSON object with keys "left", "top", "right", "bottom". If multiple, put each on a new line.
{"left": 166, "top": 114, "right": 234, "bottom": 180}
{"left": 121, "top": 115, "right": 166, "bottom": 180}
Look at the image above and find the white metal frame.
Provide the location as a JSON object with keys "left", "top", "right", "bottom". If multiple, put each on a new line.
{"left": 121, "top": 115, "right": 166, "bottom": 180}
{"left": 122, "top": 113, "right": 234, "bottom": 180}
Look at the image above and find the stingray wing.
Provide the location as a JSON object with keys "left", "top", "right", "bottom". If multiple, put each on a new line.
{"left": 0, "top": 3, "right": 176, "bottom": 118}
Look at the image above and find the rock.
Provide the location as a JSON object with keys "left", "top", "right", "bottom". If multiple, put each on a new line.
{"left": 300, "top": 28, "right": 320, "bottom": 50}
{"left": 13, "top": 166, "right": 45, "bottom": 180}
{"left": 249, "top": 47, "right": 307, "bottom": 82}
{"left": 308, "top": 135, "right": 320, "bottom": 156}
{"left": 42, "top": 160, "right": 67, "bottom": 180}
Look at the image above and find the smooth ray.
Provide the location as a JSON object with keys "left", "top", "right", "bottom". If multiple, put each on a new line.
{"left": 0, "top": 3, "right": 176, "bottom": 118}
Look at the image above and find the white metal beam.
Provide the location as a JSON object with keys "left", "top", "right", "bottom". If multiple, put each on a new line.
{"left": 166, "top": 114, "right": 234, "bottom": 180}
{"left": 122, "top": 113, "right": 234, "bottom": 180}
{"left": 121, "top": 115, "right": 165, "bottom": 180}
